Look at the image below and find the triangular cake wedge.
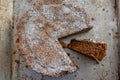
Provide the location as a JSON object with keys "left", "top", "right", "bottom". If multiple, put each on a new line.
{"left": 68, "top": 39, "right": 107, "bottom": 61}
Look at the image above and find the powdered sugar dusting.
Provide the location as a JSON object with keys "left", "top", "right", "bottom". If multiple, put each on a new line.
{"left": 41, "top": 4, "right": 89, "bottom": 38}
{"left": 17, "top": 0, "right": 91, "bottom": 77}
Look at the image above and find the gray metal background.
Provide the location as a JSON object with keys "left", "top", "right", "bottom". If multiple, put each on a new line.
{"left": 0, "top": 0, "right": 120, "bottom": 80}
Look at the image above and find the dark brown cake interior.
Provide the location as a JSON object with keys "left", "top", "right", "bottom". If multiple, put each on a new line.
{"left": 68, "top": 39, "right": 107, "bottom": 61}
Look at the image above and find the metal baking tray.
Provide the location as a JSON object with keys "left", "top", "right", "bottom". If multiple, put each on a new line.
{"left": 0, "top": 0, "right": 119, "bottom": 80}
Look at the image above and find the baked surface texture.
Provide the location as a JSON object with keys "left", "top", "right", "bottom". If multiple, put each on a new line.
{"left": 68, "top": 39, "right": 107, "bottom": 61}
{"left": 16, "top": 0, "right": 92, "bottom": 77}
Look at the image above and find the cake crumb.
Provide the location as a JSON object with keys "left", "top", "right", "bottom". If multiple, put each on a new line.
{"left": 115, "top": 32, "right": 119, "bottom": 35}
{"left": 114, "top": 32, "right": 119, "bottom": 39}
{"left": 67, "top": 53, "right": 70, "bottom": 56}
{"left": 15, "top": 60, "right": 20, "bottom": 65}
{"left": 59, "top": 41, "right": 67, "bottom": 48}
{"left": 102, "top": 8, "right": 105, "bottom": 11}
{"left": 91, "top": 18, "right": 95, "bottom": 21}
{"left": 108, "top": 33, "right": 111, "bottom": 36}
{"left": 26, "top": 65, "right": 29, "bottom": 68}
{"left": 12, "top": 51, "right": 16, "bottom": 54}
{"left": 12, "top": 26, "right": 14, "bottom": 29}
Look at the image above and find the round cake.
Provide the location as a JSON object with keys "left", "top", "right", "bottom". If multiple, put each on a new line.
{"left": 16, "top": 0, "right": 92, "bottom": 77}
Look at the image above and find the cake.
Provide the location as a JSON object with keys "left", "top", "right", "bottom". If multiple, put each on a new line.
{"left": 68, "top": 39, "right": 107, "bottom": 61}
{"left": 16, "top": 0, "right": 92, "bottom": 77}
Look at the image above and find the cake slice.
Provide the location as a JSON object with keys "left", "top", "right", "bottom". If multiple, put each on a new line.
{"left": 68, "top": 39, "right": 107, "bottom": 61}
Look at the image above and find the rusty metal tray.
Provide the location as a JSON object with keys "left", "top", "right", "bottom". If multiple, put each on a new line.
{"left": 0, "top": 0, "right": 120, "bottom": 80}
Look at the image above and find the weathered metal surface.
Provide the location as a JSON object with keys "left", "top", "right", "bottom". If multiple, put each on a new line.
{"left": 12, "top": 0, "right": 119, "bottom": 80}
{"left": 0, "top": 0, "right": 13, "bottom": 80}
{"left": 117, "top": 0, "right": 120, "bottom": 80}
{"left": 0, "top": 0, "right": 119, "bottom": 80}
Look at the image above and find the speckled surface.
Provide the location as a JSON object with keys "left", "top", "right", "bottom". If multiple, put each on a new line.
{"left": 15, "top": 0, "right": 94, "bottom": 77}
{"left": 0, "top": 0, "right": 13, "bottom": 80}
{"left": 0, "top": 0, "right": 119, "bottom": 80}
{"left": 13, "top": 0, "right": 118, "bottom": 80}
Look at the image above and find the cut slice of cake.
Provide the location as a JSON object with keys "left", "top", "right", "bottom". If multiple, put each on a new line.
{"left": 68, "top": 39, "right": 107, "bottom": 61}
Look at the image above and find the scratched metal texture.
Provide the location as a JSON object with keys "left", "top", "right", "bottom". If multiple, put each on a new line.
{"left": 0, "top": 0, "right": 119, "bottom": 80}
{"left": 0, "top": 0, "right": 13, "bottom": 80}
{"left": 117, "top": 0, "right": 120, "bottom": 80}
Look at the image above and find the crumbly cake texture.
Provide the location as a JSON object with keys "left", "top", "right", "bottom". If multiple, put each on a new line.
{"left": 68, "top": 39, "right": 107, "bottom": 61}
{"left": 16, "top": 0, "right": 92, "bottom": 77}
